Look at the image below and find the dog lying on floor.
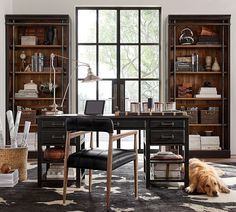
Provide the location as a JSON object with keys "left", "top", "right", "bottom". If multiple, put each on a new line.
{"left": 185, "top": 158, "right": 230, "bottom": 197}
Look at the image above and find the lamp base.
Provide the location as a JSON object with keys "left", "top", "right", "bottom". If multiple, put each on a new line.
{"left": 44, "top": 103, "right": 64, "bottom": 115}
{"left": 44, "top": 110, "right": 64, "bottom": 115}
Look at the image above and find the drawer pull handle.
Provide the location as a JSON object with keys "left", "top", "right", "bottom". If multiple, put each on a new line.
{"left": 51, "top": 122, "right": 65, "bottom": 127}
{"left": 52, "top": 135, "right": 65, "bottom": 139}
{"left": 160, "top": 122, "right": 174, "bottom": 126}
{"left": 114, "top": 122, "right": 120, "bottom": 127}
{"left": 160, "top": 135, "right": 174, "bottom": 139}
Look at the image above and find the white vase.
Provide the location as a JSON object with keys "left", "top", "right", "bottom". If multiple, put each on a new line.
{"left": 212, "top": 57, "right": 220, "bottom": 72}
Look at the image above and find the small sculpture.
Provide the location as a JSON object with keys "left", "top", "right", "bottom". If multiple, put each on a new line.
{"left": 0, "top": 163, "right": 11, "bottom": 174}
{"left": 179, "top": 28, "right": 194, "bottom": 45}
{"left": 205, "top": 56, "right": 212, "bottom": 71}
{"left": 20, "top": 51, "right": 26, "bottom": 71}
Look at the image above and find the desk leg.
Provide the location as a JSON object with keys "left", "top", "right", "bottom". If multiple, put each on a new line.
{"left": 38, "top": 143, "right": 42, "bottom": 187}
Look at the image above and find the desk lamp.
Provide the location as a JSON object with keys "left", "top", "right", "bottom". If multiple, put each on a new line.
{"left": 45, "top": 53, "right": 101, "bottom": 115}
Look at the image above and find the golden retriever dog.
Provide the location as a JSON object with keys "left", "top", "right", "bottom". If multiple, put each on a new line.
{"left": 185, "top": 158, "right": 230, "bottom": 197}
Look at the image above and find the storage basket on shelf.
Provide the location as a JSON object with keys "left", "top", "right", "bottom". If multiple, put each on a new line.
{"left": 200, "top": 110, "right": 219, "bottom": 124}
{"left": 186, "top": 110, "right": 198, "bottom": 124}
{"left": 20, "top": 110, "right": 36, "bottom": 124}
{"left": 0, "top": 146, "right": 28, "bottom": 181}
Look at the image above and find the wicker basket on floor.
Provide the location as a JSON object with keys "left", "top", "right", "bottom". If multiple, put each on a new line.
{"left": 0, "top": 146, "right": 28, "bottom": 181}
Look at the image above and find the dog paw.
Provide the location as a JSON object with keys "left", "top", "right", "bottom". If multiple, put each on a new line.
{"left": 185, "top": 186, "right": 194, "bottom": 193}
{"left": 221, "top": 187, "right": 230, "bottom": 193}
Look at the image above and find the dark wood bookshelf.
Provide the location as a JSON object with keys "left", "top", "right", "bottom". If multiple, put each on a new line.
{"left": 168, "top": 15, "right": 230, "bottom": 158}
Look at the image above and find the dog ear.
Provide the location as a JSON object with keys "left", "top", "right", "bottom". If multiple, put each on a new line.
{"left": 197, "top": 174, "right": 208, "bottom": 193}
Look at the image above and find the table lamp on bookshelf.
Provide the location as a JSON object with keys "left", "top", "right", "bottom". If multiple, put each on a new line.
{"left": 45, "top": 53, "right": 101, "bottom": 115}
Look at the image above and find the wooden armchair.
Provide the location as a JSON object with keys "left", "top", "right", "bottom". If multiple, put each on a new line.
{"left": 63, "top": 116, "right": 138, "bottom": 208}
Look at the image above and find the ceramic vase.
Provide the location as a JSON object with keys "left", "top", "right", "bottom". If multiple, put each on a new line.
{"left": 212, "top": 57, "right": 220, "bottom": 72}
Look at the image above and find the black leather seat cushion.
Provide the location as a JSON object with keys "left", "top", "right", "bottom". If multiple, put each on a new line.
{"left": 67, "top": 149, "right": 136, "bottom": 171}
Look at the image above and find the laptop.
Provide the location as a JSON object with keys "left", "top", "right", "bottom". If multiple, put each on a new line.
{"left": 84, "top": 100, "right": 105, "bottom": 116}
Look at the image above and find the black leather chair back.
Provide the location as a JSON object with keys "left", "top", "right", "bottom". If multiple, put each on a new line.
{"left": 66, "top": 116, "right": 114, "bottom": 133}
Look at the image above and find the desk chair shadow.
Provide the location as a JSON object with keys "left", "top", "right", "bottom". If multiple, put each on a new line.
{"left": 63, "top": 116, "right": 138, "bottom": 208}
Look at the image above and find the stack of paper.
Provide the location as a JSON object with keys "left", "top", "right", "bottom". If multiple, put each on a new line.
{"left": 0, "top": 169, "right": 19, "bottom": 187}
{"left": 201, "top": 136, "right": 221, "bottom": 150}
{"left": 189, "top": 134, "right": 201, "bottom": 150}
{"left": 195, "top": 87, "right": 221, "bottom": 98}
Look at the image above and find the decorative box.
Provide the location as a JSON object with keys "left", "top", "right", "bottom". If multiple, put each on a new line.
{"left": 21, "top": 36, "right": 38, "bottom": 45}
{"left": 24, "top": 80, "right": 38, "bottom": 91}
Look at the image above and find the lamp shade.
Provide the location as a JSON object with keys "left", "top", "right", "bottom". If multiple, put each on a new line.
{"left": 82, "top": 67, "right": 101, "bottom": 83}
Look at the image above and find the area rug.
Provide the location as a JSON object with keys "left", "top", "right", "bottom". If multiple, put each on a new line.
{"left": 0, "top": 161, "right": 236, "bottom": 212}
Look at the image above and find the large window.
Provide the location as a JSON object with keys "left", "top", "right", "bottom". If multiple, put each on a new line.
{"left": 76, "top": 7, "right": 161, "bottom": 149}
{"left": 76, "top": 7, "right": 161, "bottom": 112}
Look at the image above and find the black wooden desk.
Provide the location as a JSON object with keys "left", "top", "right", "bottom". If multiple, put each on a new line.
{"left": 37, "top": 114, "right": 189, "bottom": 188}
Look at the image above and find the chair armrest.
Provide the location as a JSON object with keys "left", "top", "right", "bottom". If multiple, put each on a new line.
{"left": 111, "top": 130, "right": 137, "bottom": 142}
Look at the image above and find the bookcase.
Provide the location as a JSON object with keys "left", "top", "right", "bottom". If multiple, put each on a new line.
{"left": 5, "top": 15, "right": 70, "bottom": 157}
{"left": 168, "top": 15, "right": 230, "bottom": 158}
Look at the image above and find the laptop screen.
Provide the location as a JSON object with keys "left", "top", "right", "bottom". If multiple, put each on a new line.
{"left": 84, "top": 100, "right": 105, "bottom": 116}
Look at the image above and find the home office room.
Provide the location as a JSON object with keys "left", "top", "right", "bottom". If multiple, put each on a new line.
{"left": 0, "top": 0, "right": 236, "bottom": 211}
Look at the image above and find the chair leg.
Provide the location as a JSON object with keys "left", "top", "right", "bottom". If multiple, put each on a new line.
{"left": 89, "top": 169, "right": 92, "bottom": 192}
{"left": 63, "top": 166, "right": 69, "bottom": 204}
{"left": 106, "top": 169, "right": 112, "bottom": 208}
{"left": 134, "top": 158, "right": 138, "bottom": 198}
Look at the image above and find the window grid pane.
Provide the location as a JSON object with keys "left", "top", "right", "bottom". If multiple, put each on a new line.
{"left": 120, "top": 10, "right": 138, "bottom": 43}
{"left": 99, "top": 10, "right": 117, "bottom": 43}
{"left": 77, "top": 10, "right": 96, "bottom": 43}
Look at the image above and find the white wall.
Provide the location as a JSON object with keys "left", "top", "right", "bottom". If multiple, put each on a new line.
{"left": 0, "top": 0, "right": 13, "bottom": 143}
{"left": 10, "top": 0, "right": 236, "bottom": 155}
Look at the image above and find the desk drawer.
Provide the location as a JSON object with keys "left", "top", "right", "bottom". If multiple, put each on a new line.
{"left": 113, "top": 120, "right": 145, "bottom": 129}
{"left": 39, "top": 131, "right": 66, "bottom": 144}
{"left": 40, "top": 120, "right": 65, "bottom": 129}
{"left": 150, "top": 120, "right": 185, "bottom": 128}
{"left": 150, "top": 130, "right": 185, "bottom": 144}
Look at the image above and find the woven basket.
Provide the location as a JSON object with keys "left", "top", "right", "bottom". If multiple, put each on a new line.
{"left": 0, "top": 146, "right": 28, "bottom": 181}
